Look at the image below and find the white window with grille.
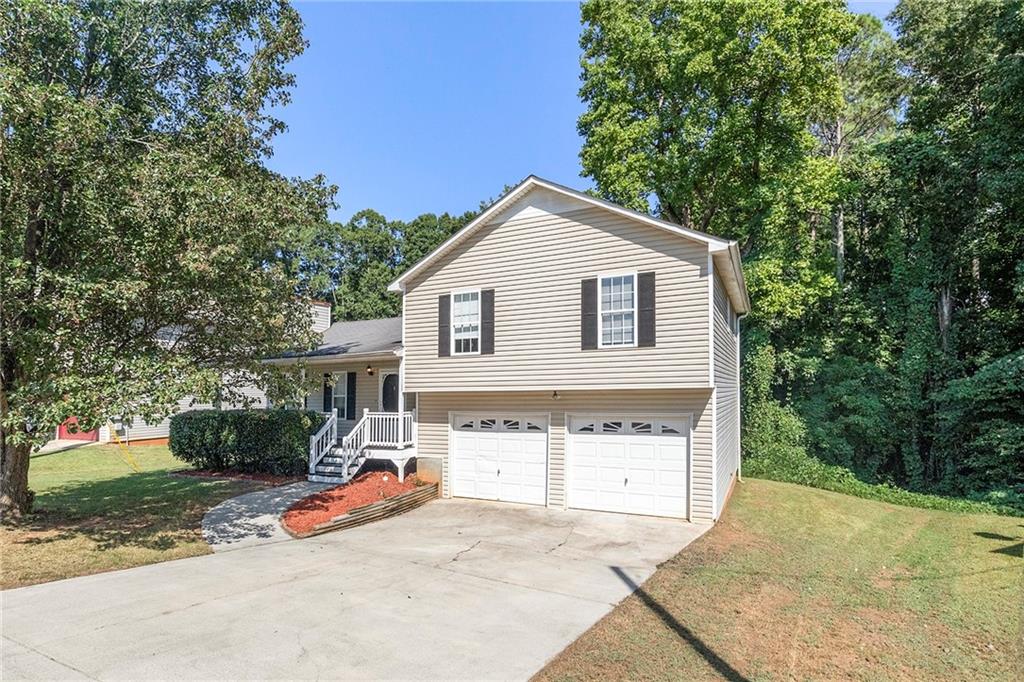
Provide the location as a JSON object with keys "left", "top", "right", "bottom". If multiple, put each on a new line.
{"left": 599, "top": 273, "right": 636, "bottom": 347}
{"left": 451, "top": 290, "right": 480, "bottom": 355}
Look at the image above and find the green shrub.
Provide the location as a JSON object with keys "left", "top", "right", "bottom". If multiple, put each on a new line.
{"left": 745, "top": 443, "right": 1023, "bottom": 517}
{"left": 169, "top": 409, "right": 325, "bottom": 476}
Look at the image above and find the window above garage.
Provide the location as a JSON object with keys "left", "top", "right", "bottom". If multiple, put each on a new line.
{"left": 599, "top": 274, "right": 636, "bottom": 347}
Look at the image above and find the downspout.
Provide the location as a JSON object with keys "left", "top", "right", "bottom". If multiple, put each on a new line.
{"left": 736, "top": 312, "right": 747, "bottom": 483}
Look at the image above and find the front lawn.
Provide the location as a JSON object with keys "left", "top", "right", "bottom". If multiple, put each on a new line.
{"left": 536, "top": 479, "right": 1022, "bottom": 681}
{"left": 0, "top": 444, "right": 264, "bottom": 589}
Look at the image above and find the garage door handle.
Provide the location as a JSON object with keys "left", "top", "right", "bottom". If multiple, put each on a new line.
{"left": 624, "top": 477, "right": 628, "bottom": 486}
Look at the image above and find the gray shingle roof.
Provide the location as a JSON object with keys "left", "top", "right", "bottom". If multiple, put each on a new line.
{"left": 288, "top": 316, "right": 403, "bottom": 359}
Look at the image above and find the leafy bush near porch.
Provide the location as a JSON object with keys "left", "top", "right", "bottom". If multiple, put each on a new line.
{"left": 169, "top": 410, "right": 325, "bottom": 476}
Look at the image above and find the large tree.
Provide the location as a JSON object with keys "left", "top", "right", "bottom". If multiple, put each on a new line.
{"left": 578, "top": 0, "right": 855, "bottom": 244}
{"left": 0, "top": 0, "right": 332, "bottom": 515}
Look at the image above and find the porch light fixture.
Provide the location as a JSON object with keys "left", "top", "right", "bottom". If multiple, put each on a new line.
{"left": 365, "top": 364, "right": 375, "bottom": 376}
{"left": 552, "top": 390, "right": 560, "bottom": 401}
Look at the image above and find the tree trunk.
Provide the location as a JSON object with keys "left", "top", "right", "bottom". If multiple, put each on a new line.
{"left": 937, "top": 286, "right": 953, "bottom": 353}
{"left": 833, "top": 203, "right": 845, "bottom": 285}
{"left": 0, "top": 432, "right": 32, "bottom": 518}
{"left": 0, "top": 347, "right": 33, "bottom": 517}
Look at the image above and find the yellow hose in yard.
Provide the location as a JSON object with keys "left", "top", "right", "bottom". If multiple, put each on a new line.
{"left": 107, "top": 421, "right": 142, "bottom": 473}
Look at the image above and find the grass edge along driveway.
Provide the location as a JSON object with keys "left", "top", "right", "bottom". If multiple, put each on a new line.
{"left": 535, "top": 478, "right": 1023, "bottom": 682}
{"left": 1, "top": 444, "right": 264, "bottom": 589}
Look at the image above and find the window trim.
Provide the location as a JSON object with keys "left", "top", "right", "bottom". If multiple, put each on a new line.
{"left": 329, "top": 372, "right": 348, "bottom": 418}
{"left": 597, "top": 271, "right": 638, "bottom": 349}
{"left": 450, "top": 288, "right": 482, "bottom": 356}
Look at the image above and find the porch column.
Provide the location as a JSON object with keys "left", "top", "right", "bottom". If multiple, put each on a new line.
{"left": 396, "top": 371, "right": 405, "bottom": 445}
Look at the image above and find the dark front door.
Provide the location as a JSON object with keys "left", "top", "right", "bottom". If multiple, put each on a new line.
{"left": 382, "top": 373, "right": 399, "bottom": 412}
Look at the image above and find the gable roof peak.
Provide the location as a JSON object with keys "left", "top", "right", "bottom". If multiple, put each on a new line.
{"left": 388, "top": 174, "right": 749, "bottom": 313}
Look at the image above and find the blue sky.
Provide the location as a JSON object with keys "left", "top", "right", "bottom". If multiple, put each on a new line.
{"left": 268, "top": 1, "right": 897, "bottom": 223}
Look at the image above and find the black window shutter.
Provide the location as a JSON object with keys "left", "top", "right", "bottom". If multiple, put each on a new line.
{"left": 438, "top": 294, "right": 451, "bottom": 357}
{"left": 581, "top": 278, "right": 598, "bottom": 350}
{"left": 322, "top": 374, "right": 332, "bottom": 413}
{"left": 346, "top": 372, "right": 357, "bottom": 420}
{"left": 637, "top": 271, "right": 657, "bottom": 347}
{"left": 481, "top": 289, "right": 495, "bottom": 355}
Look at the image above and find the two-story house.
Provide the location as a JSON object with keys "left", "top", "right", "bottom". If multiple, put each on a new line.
{"left": 299, "top": 176, "right": 748, "bottom": 523}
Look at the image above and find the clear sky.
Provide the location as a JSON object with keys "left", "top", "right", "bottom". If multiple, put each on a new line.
{"left": 268, "top": 1, "right": 897, "bottom": 223}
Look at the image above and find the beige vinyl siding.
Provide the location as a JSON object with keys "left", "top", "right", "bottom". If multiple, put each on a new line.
{"left": 402, "top": 191, "right": 710, "bottom": 392}
{"left": 306, "top": 362, "right": 398, "bottom": 437}
{"left": 415, "top": 389, "right": 715, "bottom": 521}
{"left": 713, "top": 274, "right": 740, "bottom": 517}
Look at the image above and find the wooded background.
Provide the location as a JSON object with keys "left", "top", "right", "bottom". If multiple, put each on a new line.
{"left": 305, "top": 0, "right": 1023, "bottom": 512}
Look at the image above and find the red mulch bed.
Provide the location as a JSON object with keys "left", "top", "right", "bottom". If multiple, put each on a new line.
{"left": 282, "top": 471, "right": 418, "bottom": 536}
{"left": 172, "top": 469, "right": 303, "bottom": 486}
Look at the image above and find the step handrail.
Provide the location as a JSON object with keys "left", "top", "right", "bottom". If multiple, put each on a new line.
{"left": 308, "top": 409, "right": 338, "bottom": 474}
{"left": 314, "top": 410, "right": 416, "bottom": 481}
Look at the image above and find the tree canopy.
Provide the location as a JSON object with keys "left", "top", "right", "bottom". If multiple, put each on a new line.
{"left": 578, "top": 0, "right": 1024, "bottom": 509}
{"left": 0, "top": 0, "right": 333, "bottom": 514}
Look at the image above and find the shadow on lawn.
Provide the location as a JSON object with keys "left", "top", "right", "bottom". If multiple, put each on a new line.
{"left": 611, "top": 566, "right": 751, "bottom": 682}
{"left": 11, "top": 471, "right": 251, "bottom": 552}
{"left": 974, "top": 531, "right": 1023, "bottom": 558}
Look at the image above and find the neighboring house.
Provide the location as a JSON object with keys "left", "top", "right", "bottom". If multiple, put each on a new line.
{"left": 56, "top": 302, "right": 333, "bottom": 446}
{"left": 298, "top": 176, "right": 749, "bottom": 523}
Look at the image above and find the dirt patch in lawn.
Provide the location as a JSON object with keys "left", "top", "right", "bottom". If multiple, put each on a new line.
{"left": 282, "top": 472, "right": 418, "bottom": 536}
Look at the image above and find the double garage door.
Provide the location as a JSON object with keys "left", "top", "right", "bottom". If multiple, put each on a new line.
{"left": 450, "top": 412, "right": 689, "bottom": 518}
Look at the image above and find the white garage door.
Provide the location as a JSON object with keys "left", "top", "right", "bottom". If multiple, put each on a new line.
{"left": 451, "top": 414, "right": 548, "bottom": 505}
{"left": 567, "top": 415, "right": 689, "bottom": 519}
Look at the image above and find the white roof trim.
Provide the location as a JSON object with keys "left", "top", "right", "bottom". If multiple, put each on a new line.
{"left": 387, "top": 175, "right": 749, "bottom": 313}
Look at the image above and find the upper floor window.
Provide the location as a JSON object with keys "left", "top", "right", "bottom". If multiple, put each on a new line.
{"left": 452, "top": 290, "right": 480, "bottom": 354}
{"left": 599, "top": 274, "right": 635, "bottom": 347}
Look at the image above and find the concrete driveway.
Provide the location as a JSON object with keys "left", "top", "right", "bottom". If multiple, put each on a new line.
{"left": 2, "top": 499, "right": 708, "bottom": 681}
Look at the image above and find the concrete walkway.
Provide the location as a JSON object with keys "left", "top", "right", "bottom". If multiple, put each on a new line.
{"left": 36, "top": 439, "right": 100, "bottom": 455}
{"left": 3, "top": 499, "right": 710, "bottom": 681}
{"left": 201, "top": 480, "right": 334, "bottom": 551}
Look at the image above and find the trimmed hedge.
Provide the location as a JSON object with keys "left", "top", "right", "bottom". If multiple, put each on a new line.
{"left": 169, "top": 409, "right": 325, "bottom": 476}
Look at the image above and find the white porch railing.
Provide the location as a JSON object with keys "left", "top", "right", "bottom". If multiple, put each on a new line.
{"left": 308, "top": 408, "right": 338, "bottom": 474}
{"left": 310, "top": 410, "right": 414, "bottom": 480}
{"left": 360, "top": 410, "right": 415, "bottom": 448}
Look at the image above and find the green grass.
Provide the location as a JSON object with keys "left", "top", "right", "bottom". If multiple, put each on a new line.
{"left": 536, "top": 479, "right": 1023, "bottom": 681}
{"left": 0, "top": 444, "right": 264, "bottom": 589}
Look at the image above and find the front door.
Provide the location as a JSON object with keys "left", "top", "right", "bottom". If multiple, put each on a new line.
{"left": 381, "top": 373, "right": 399, "bottom": 412}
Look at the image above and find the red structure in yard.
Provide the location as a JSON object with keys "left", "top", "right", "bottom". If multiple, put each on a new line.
{"left": 57, "top": 417, "right": 98, "bottom": 441}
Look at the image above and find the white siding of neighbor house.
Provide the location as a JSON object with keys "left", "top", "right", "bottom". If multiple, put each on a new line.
{"left": 304, "top": 361, "right": 399, "bottom": 438}
{"left": 415, "top": 389, "right": 716, "bottom": 521}
{"left": 713, "top": 274, "right": 740, "bottom": 518}
{"left": 225, "top": 380, "right": 269, "bottom": 409}
{"left": 401, "top": 187, "right": 711, "bottom": 392}
{"left": 106, "top": 395, "right": 214, "bottom": 442}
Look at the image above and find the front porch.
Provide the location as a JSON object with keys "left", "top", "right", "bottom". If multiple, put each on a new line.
{"left": 309, "top": 409, "right": 416, "bottom": 484}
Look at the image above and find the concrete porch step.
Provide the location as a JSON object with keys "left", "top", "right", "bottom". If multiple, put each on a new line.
{"left": 307, "top": 473, "right": 347, "bottom": 484}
